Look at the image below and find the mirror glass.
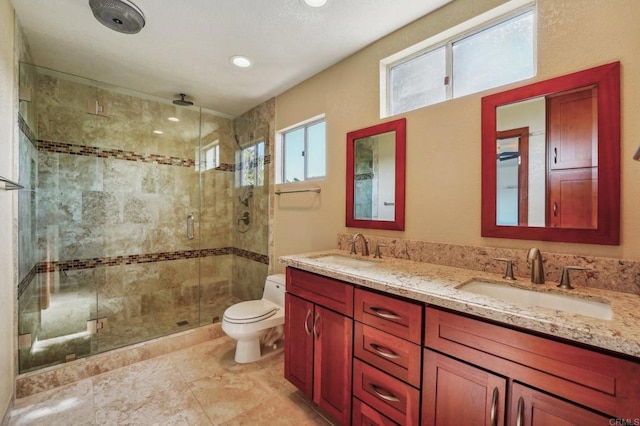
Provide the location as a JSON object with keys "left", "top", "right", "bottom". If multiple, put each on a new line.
{"left": 346, "top": 118, "right": 405, "bottom": 231}
{"left": 481, "top": 62, "right": 620, "bottom": 245}
{"left": 354, "top": 131, "right": 396, "bottom": 221}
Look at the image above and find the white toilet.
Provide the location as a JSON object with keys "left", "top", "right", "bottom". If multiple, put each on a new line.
{"left": 222, "top": 274, "right": 286, "bottom": 363}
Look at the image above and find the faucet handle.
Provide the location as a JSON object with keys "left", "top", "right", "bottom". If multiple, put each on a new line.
{"left": 493, "top": 258, "right": 516, "bottom": 280}
{"left": 558, "top": 266, "right": 590, "bottom": 290}
{"left": 349, "top": 240, "right": 357, "bottom": 255}
{"left": 373, "top": 244, "right": 387, "bottom": 259}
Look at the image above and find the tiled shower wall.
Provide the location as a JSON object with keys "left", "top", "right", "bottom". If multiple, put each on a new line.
{"left": 17, "top": 66, "right": 270, "bottom": 372}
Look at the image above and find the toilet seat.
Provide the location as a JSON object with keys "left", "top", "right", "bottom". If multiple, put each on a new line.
{"left": 223, "top": 300, "right": 278, "bottom": 324}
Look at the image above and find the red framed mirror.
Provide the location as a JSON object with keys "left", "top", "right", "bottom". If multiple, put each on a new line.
{"left": 481, "top": 62, "right": 620, "bottom": 244}
{"left": 346, "top": 118, "right": 406, "bottom": 231}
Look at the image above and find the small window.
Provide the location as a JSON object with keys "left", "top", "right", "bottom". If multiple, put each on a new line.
{"left": 241, "top": 140, "right": 265, "bottom": 186}
{"left": 279, "top": 119, "right": 326, "bottom": 183}
{"left": 197, "top": 141, "right": 220, "bottom": 171}
{"left": 383, "top": 3, "right": 535, "bottom": 116}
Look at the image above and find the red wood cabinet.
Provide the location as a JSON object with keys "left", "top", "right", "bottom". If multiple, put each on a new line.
{"left": 284, "top": 293, "right": 314, "bottom": 397}
{"left": 284, "top": 269, "right": 353, "bottom": 425}
{"left": 547, "top": 168, "right": 597, "bottom": 229}
{"left": 422, "top": 349, "right": 506, "bottom": 426}
{"left": 509, "top": 382, "right": 611, "bottom": 426}
{"left": 547, "top": 86, "right": 599, "bottom": 229}
{"left": 313, "top": 305, "right": 353, "bottom": 422}
{"left": 353, "top": 397, "right": 399, "bottom": 426}
{"left": 424, "top": 307, "right": 640, "bottom": 422}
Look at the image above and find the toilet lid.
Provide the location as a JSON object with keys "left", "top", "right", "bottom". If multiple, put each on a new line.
{"left": 223, "top": 300, "right": 278, "bottom": 324}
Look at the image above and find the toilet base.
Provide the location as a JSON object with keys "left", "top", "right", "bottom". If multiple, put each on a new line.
{"left": 234, "top": 339, "right": 261, "bottom": 363}
{"left": 233, "top": 338, "right": 284, "bottom": 364}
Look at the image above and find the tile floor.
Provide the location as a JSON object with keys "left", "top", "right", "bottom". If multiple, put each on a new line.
{"left": 9, "top": 336, "right": 336, "bottom": 425}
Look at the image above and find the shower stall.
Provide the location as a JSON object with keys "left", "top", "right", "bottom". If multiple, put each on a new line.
{"left": 16, "top": 64, "right": 270, "bottom": 373}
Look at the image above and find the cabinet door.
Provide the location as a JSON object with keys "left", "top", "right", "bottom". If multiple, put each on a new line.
{"left": 284, "top": 293, "right": 314, "bottom": 398}
{"left": 547, "top": 168, "right": 597, "bottom": 229}
{"left": 423, "top": 349, "right": 507, "bottom": 426}
{"left": 510, "top": 383, "right": 611, "bottom": 426}
{"left": 313, "top": 305, "right": 353, "bottom": 425}
{"left": 547, "top": 86, "right": 597, "bottom": 171}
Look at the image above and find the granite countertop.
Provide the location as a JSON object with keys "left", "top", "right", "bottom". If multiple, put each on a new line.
{"left": 279, "top": 249, "right": 640, "bottom": 358}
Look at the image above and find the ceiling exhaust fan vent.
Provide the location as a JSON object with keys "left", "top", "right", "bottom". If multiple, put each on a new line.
{"left": 89, "top": 0, "right": 145, "bottom": 34}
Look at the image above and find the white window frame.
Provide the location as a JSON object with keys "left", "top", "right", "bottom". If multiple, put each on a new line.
{"left": 276, "top": 114, "right": 326, "bottom": 184}
{"left": 196, "top": 140, "right": 220, "bottom": 172}
{"left": 380, "top": 0, "right": 536, "bottom": 118}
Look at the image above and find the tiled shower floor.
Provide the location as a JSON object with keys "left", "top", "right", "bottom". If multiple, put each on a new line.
{"left": 10, "top": 336, "right": 336, "bottom": 425}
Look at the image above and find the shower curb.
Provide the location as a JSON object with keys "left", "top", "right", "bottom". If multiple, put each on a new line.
{"left": 15, "top": 323, "right": 224, "bottom": 399}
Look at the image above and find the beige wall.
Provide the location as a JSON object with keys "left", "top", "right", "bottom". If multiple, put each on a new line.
{"left": 0, "top": 0, "right": 16, "bottom": 418}
{"left": 273, "top": 0, "right": 640, "bottom": 271}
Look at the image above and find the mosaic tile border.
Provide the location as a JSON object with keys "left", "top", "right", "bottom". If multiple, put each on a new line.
{"left": 36, "top": 140, "right": 271, "bottom": 171}
{"left": 18, "top": 247, "right": 268, "bottom": 298}
{"left": 37, "top": 139, "right": 197, "bottom": 168}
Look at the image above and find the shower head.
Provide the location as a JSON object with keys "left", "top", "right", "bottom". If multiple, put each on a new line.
{"left": 173, "top": 94, "right": 194, "bottom": 106}
{"left": 89, "top": 0, "right": 145, "bottom": 34}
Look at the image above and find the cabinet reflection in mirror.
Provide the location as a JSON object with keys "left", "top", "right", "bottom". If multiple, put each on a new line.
{"left": 496, "top": 86, "right": 597, "bottom": 229}
{"left": 482, "top": 62, "right": 620, "bottom": 245}
{"left": 346, "top": 118, "right": 406, "bottom": 231}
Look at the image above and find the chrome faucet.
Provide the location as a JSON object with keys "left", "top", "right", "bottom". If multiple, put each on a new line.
{"left": 350, "top": 233, "right": 370, "bottom": 256}
{"left": 527, "top": 247, "right": 545, "bottom": 284}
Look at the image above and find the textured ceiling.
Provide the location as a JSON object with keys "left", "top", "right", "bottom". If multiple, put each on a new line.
{"left": 12, "top": 0, "right": 451, "bottom": 116}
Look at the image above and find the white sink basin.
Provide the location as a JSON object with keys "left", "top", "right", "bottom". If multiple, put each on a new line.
{"left": 458, "top": 281, "right": 612, "bottom": 320}
{"left": 313, "top": 255, "right": 375, "bottom": 268}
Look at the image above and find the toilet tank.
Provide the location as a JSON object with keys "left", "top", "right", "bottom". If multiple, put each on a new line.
{"left": 263, "top": 274, "right": 286, "bottom": 307}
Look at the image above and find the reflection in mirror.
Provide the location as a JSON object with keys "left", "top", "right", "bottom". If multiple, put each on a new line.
{"left": 346, "top": 118, "right": 405, "bottom": 231}
{"left": 482, "top": 62, "right": 620, "bottom": 245}
{"left": 496, "top": 88, "right": 598, "bottom": 230}
{"left": 354, "top": 131, "right": 396, "bottom": 221}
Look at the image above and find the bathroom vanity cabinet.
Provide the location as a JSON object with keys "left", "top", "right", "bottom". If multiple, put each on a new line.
{"left": 284, "top": 268, "right": 354, "bottom": 425}
{"left": 423, "top": 307, "right": 638, "bottom": 425}
{"left": 352, "top": 288, "right": 423, "bottom": 425}
{"left": 284, "top": 266, "right": 640, "bottom": 425}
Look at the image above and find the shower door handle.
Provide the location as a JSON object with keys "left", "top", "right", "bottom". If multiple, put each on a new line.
{"left": 186, "top": 213, "right": 195, "bottom": 240}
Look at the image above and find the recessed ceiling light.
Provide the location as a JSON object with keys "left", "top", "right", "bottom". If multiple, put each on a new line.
{"left": 153, "top": 130, "right": 163, "bottom": 134}
{"left": 168, "top": 117, "right": 180, "bottom": 122}
{"left": 230, "top": 55, "right": 252, "bottom": 68}
{"left": 300, "top": 0, "right": 330, "bottom": 8}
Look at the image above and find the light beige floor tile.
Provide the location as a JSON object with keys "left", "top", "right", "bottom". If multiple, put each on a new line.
{"left": 92, "top": 356, "right": 211, "bottom": 425}
{"left": 220, "top": 392, "right": 331, "bottom": 425}
{"left": 10, "top": 379, "right": 95, "bottom": 426}
{"left": 10, "top": 336, "right": 338, "bottom": 425}
{"left": 166, "top": 336, "right": 260, "bottom": 384}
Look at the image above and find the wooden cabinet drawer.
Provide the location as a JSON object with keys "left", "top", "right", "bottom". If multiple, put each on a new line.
{"left": 354, "top": 288, "right": 423, "bottom": 344}
{"left": 353, "top": 359, "right": 420, "bottom": 426}
{"left": 286, "top": 268, "right": 354, "bottom": 317}
{"left": 354, "top": 322, "right": 421, "bottom": 387}
{"left": 425, "top": 307, "right": 640, "bottom": 419}
{"left": 352, "top": 397, "right": 399, "bottom": 426}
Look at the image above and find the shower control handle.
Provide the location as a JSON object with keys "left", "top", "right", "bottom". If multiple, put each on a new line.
{"left": 186, "top": 213, "right": 195, "bottom": 240}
